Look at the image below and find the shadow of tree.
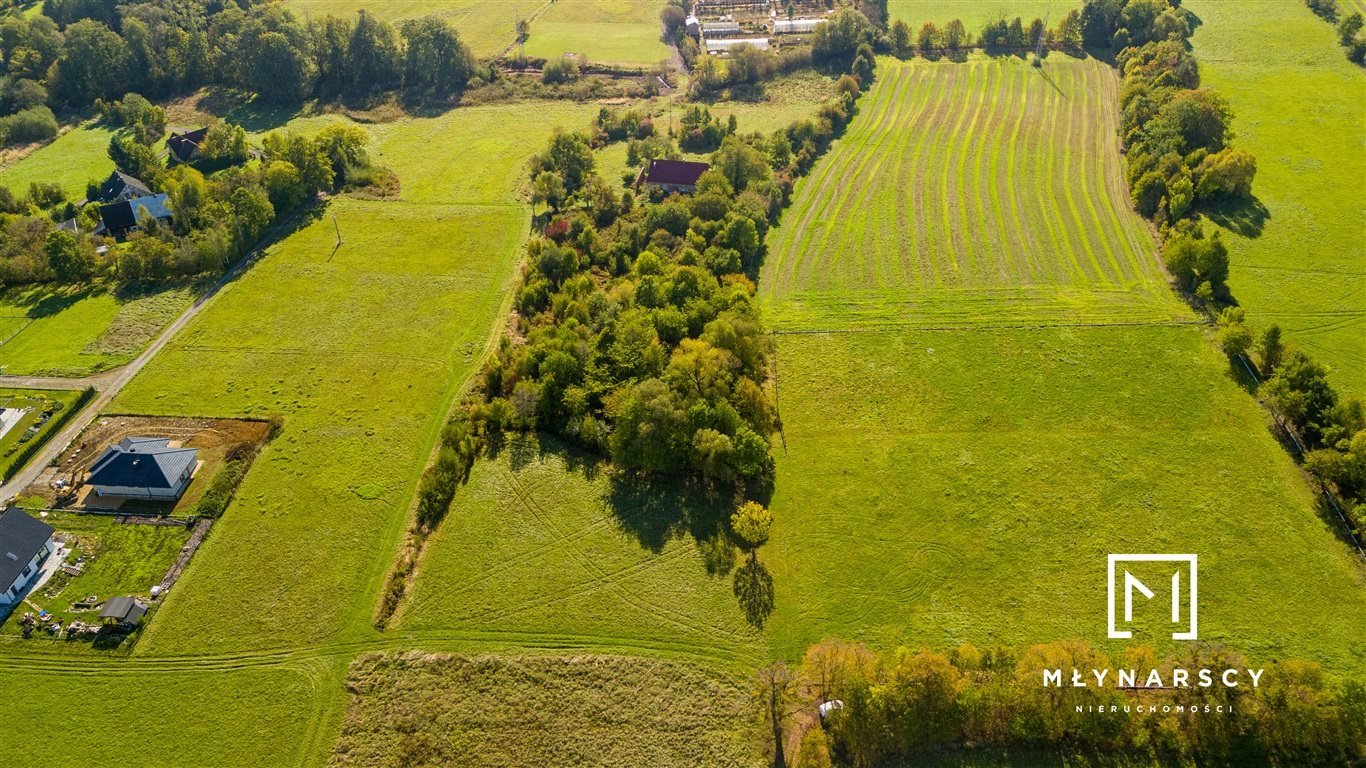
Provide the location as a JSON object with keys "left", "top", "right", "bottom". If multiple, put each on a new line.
{"left": 733, "top": 552, "right": 774, "bottom": 629}
{"left": 1202, "top": 196, "right": 1270, "bottom": 238}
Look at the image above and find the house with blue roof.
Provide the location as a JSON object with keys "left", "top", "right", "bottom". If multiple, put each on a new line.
{"left": 86, "top": 437, "right": 199, "bottom": 501}
{"left": 95, "top": 193, "right": 174, "bottom": 240}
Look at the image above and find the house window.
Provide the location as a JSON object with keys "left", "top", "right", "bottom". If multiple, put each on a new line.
{"left": 21, "top": 564, "right": 31, "bottom": 576}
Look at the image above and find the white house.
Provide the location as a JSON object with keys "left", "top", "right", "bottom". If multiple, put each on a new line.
{"left": 0, "top": 509, "right": 55, "bottom": 610}
{"left": 86, "top": 437, "right": 199, "bottom": 500}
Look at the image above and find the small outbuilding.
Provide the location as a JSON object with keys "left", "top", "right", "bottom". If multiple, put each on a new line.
{"left": 99, "top": 596, "right": 148, "bottom": 627}
{"left": 167, "top": 126, "right": 209, "bottom": 164}
{"left": 636, "top": 159, "right": 711, "bottom": 194}
{"left": 0, "top": 509, "right": 55, "bottom": 610}
{"left": 86, "top": 436, "right": 199, "bottom": 501}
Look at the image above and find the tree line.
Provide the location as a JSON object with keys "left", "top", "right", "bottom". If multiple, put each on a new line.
{"left": 1, "top": 0, "right": 477, "bottom": 113}
{"left": 1305, "top": 0, "right": 1366, "bottom": 64}
{"left": 1086, "top": 0, "right": 1364, "bottom": 536}
{"left": 771, "top": 638, "right": 1365, "bottom": 767}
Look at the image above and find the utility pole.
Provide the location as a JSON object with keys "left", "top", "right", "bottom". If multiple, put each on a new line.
{"left": 1035, "top": 0, "right": 1053, "bottom": 65}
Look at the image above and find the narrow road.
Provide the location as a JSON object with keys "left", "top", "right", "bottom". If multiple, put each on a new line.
{"left": 0, "top": 209, "right": 304, "bottom": 503}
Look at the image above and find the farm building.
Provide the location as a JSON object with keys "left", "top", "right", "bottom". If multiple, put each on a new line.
{"left": 99, "top": 596, "right": 148, "bottom": 627}
{"left": 86, "top": 437, "right": 199, "bottom": 501}
{"left": 774, "top": 18, "right": 827, "bottom": 34}
{"left": 95, "top": 193, "right": 174, "bottom": 240}
{"left": 0, "top": 509, "right": 55, "bottom": 610}
{"left": 702, "top": 20, "right": 744, "bottom": 37}
{"left": 96, "top": 171, "right": 152, "bottom": 203}
{"left": 637, "top": 159, "right": 711, "bottom": 194}
{"left": 704, "top": 37, "right": 770, "bottom": 55}
{"left": 166, "top": 126, "right": 209, "bottom": 164}
{"left": 694, "top": 0, "right": 769, "bottom": 12}
{"left": 685, "top": 15, "right": 701, "bottom": 37}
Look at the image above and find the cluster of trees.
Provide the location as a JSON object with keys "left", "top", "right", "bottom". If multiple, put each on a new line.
{"left": 1105, "top": 12, "right": 1255, "bottom": 297}
{"left": 887, "top": 10, "right": 1089, "bottom": 57}
{"left": 3, "top": 2, "right": 477, "bottom": 114}
{"left": 1305, "top": 1, "right": 1366, "bottom": 64}
{"left": 774, "top": 638, "right": 1366, "bottom": 767}
{"left": 455, "top": 77, "right": 869, "bottom": 484}
{"left": 0, "top": 119, "right": 376, "bottom": 286}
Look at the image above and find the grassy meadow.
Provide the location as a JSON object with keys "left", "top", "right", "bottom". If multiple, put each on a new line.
{"left": 761, "top": 326, "right": 1366, "bottom": 672}
{"left": 522, "top": 0, "right": 671, "bottom": 67}
{"left": 761, "top": 56, "right": 1188, "bottom": 330}
{"left": 331, "top": 651, "right": 765, "bottom": 768}
{"left": 397, "top": 434, "right": 762, "bottom": 665}
{"left": 0, "top": 122, "right": 116, "bottom": 199}
{"left": 889, "top": 0, "right": 1081, "bottom": 28}
{"left": 0, "top": 280, "right": 204, "bottom": 377}
{"left": 1184, "top": 0, "right": 1366, "bottom": 396}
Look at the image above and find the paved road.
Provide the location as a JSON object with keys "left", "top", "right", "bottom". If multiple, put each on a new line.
{"left": 0, "top": 211, "right": 297, "bottom": 503}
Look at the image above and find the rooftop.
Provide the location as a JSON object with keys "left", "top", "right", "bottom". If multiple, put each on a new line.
{"left": 0, "top": 509, "right": 54, "bottom": 589}
{"left": 87, "top": 437, "right": 198, "bottom": 491}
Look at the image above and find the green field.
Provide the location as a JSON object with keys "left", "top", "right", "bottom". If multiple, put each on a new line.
{"left": 889, "top": 0, "right": 1082, "bottom": 28}
{"left": 284, "top": 0, "right": 522, "bottom": 57}
{"left": 332, "top": 651, "right": 764, "bottom": 767}
{"left": 761, "top": 326, "right": 1366, "bottom": 671}
{"left": 1185, "top": 0, "right": 1366, "bottom": 396}
{"left": 761, "top": 56, "right": 1187, "bottom": 330}
{"left": 522, "top": 0, "right": 670, "bottom": 67}
{"left": 0, "top": 122, "right": 116, "bottom": 200}
{"left": 0, "top": 280, "right": 204, "bottom": 377}
{"left": 397, "top": 434, "right": 762, "bottom": 664}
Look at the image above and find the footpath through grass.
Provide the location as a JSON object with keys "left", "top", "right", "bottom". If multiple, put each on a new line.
{"left": 1184, "top": 0, "right": 1366, "bottom": 396}
{"left": 761, "top": 55, "right": 1188, "bottom": 331}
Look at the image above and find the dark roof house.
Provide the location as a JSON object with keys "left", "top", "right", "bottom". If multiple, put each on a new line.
{"left": 638, "top": 159, "right": 711, "bottom": 193}
{"left": 98, "top": 171, "right": 152, "bottom": 203}
{"left": 95, "top": 193, "right": 173, "bottom": 240}
{"left": 0, "top": 509, "right": 55, "bottom": 605}
{"left": 167, "top": 127, "right": 209, "bottom": 164}
{"left": 87, "top": 437, "right": 199, "bottom": 500}
{"left": 99, "top": 596, "right": 148, "bottom": 626}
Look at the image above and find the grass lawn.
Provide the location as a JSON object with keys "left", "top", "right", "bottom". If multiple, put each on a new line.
{"left": 522, "top": 0, "right": 671, "bottom": 67}
{"left": 0, "top": 388, "right": 86, "bottom": 481}
{"left": 3, "top": 662, "right": 330, "bottom": 767}
{"left": 761, "top": 326, "right": 1366, "bottom": 674}
{"left": 0, "top": 511, "right": 191, "bottom": 641}
{"left": 283, "top": 0, "right": 522, "bottom": 57}
{"left": 0, "top": 279, "right": 206, "bottom": 377}
{"left": 332, "top": 651, "right": 765, "bottom": 768}
{"left": 889, "top": 0, "right": 1082, "bottom": 28}
{"left": 397, "top": 434, "right": 762, "bottom": 665}
{"left": 1184, "top": 0, "right": 1366, "bottom": 397}
{"left": 761, "top": 55, "right": 1187, "bottom": 331}
{"left": 0, "top": 122, "right": 116, "bottom": 200}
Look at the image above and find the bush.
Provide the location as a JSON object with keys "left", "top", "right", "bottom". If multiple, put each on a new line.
{"left": 0, "top": 105, "right": 58, "bottom": 147}
{"left": 542, "top": 56, "right": 580, "bottom": 85}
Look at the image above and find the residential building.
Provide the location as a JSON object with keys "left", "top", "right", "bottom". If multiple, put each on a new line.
{"left": 86, "top": 437, "right": 199, "bottom": 500}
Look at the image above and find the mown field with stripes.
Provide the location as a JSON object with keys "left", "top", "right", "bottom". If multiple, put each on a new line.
{"left": 761, "top": 55, "right": 1191, "bottom": 331}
